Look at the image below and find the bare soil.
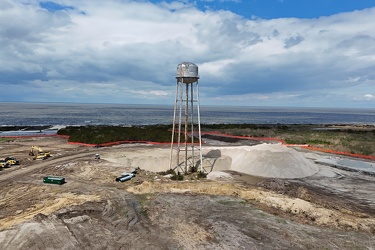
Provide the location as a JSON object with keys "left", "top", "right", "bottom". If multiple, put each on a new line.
{"left": 0, "top": 136, "right": 375, "bottom": 249}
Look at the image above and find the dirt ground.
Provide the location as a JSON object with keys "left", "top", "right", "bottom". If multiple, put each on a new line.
{"left": 0, "top": 136, "right": 375, "bottom": 249}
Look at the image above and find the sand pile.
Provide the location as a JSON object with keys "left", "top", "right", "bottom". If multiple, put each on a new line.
{"left": 203, "top": 144, "right": 319, "bottom": 179}
{"left": 104, "top": 144, "right": 319, "bottom": 179}
{"left": 103, "top": 147, "right": 171, "bottom": 173}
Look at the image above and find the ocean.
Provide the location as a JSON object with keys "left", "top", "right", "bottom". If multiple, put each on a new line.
{"left": 1, "top": 102, "right": 375, "bottom": 127}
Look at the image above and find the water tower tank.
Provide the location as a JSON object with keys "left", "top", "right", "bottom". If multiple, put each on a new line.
{"left": 176, "top": 62, "right": 199, "bottom": 84}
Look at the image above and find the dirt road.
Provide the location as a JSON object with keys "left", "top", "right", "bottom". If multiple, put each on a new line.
{"left": 0, "top": 137, "right": 374, "bottom": 249}
{"left": 0, "top": 152, "right": 95, "bottom": 182}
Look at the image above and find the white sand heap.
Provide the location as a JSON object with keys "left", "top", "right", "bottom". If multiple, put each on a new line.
{"left": 103, "top": 147, "right": 172, "bottom": 173}
{"left": 104, "top": 143, "right": 319, "bottom": 179}
{"left": 203, "top": 144, "right": 319, "bottom": 179}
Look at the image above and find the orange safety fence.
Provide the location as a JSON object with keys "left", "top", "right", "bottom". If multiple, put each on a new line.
{"left": 2, "top": 131, "right": 374, "bottom": 161}
{"left": 201, "top": 131, "right": 375, "bottom": 161}
{"left": 300, "top": 146, "right": 375, "bottom": 161}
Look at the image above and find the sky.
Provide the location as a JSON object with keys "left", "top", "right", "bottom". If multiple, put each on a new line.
{"left": 1, "top": 0, "right": 375, "bottom": 108}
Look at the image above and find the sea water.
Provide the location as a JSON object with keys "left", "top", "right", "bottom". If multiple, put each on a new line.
{"left": 0, "top": 102, "right": 375, "bottom": 126}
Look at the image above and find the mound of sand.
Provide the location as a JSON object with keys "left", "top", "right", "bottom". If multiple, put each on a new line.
{"left": 203, "top": 144, "right": 319, "bottom": 179}
{"left": 103, "top": 147, "right": 171, "bottom": 173}
{"left": 104, "top": 144, "right": 319, "bottom": 179}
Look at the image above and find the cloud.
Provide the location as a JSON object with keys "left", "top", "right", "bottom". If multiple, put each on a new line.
{"left": 364, "top": 94, "right": 375, "bottom": 101}
{"left": 284, "top": 34, "right": 304, "bottom": 48}
{"left": 0, "top": 0, "right": 374, "bottom": 108}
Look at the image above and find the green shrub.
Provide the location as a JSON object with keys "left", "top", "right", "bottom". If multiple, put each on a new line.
{"left": 170, "top": 172, "right": 184, "bottom": 181}
{"left": 58, "top": 125, "right": 173, "bottom": 144}
{"left": 157, "top": 169, "right": 175, "bottom": 175}
{"left": 197, "top": 171, "right": 207, "bottom": 179}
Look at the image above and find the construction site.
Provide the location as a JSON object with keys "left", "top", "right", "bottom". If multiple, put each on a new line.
{"left": 0, "top": 133, "right": 375, "bottom": 249}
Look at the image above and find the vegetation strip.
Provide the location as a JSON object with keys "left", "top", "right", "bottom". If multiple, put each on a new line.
{"left": 2, "top": 124, "right": 374, "bottom": 160}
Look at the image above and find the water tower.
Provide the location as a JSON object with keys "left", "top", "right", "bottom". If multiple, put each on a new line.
{"left": 169, "top": 62, "right": 203, "bottom": 174}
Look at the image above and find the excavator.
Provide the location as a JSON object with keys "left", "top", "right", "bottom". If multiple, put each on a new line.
{"left": 29, "top": 146, "right": 50, "bottom": 160}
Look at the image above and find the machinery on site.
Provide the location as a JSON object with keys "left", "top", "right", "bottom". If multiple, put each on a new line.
{"left": 2, "top": 156, "right": 20, "bottom": 166}
{"left": 0, "top": 156, "right": 19, "bottom": 167}
{"left": 115, "top": 173, "right": 135, "bottom": 182}
{"left": 29, "top": 146, "right": 50, "bottom": 160}
{"left": 43, "top": 176, "right": 65, "bottom": 185}
{"left": 0, "top": 161, "right": 10, "bottom": 168}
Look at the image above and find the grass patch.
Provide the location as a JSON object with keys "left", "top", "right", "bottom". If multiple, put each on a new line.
{"left": 0, "top": 137, "right": 17, "bottom": 143}
{"left": 56, "top": 124, "right": 375, "bottom": 157}
{"left": 137, "top": 193, "right": 154, "bottom": 218}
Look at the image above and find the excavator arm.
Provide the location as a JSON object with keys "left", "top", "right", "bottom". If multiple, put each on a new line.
{"left": 29, "top": 146, "right": 50, "bottom": 159}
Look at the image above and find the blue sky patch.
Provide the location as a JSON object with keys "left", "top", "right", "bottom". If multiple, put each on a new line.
{"left": 39, "top": 1, "right": 74, "bottom": 12}
{"left": 151, "top": 0, "right": 375, "bottom": 19}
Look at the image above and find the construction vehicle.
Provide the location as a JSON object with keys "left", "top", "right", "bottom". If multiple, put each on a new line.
{"left": 3, "top": 156, "right": 20, "bottom": 165}
{"left": 43, "top": 176, "right": 65, "bottom": 185}
{"left": 115, "top": 173, "right": 135, "bottom": 182}
{"left": 29, "top": 146, "right": 50, "bottom": 160}
{"left": 0, "top": 161, "right": 10, "bottom": 168}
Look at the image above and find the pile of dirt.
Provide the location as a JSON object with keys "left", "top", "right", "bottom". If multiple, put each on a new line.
{"left": 103, "top": 143, "right": 319, "bottom": 179}
{"left": 204, "top": 144, "right": 319, "bottom": 178}
{"left": 103, "top": 146, "right": 171, "bottom": 173}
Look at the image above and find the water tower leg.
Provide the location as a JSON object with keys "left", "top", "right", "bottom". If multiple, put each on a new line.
{"left": 191, "top": 81, "right": 194, "bottom": 172}
{"left": 196, "top": 81, "right": 203, "bottom": 173}
{"left": 169, "top": 81, "right": 179, "bottom": 171}
{"left": 184, "top": 83, "right": 189, "bottom": 173}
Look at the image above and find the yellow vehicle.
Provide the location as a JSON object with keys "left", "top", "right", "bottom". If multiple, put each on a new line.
{"left": 4, "top": 157, "right": 20, "bottom": 165}
{"left": 29, "top": 146, "right": 50, "bottom": 160}
{"left": 0, "top": 161, "right": 10, "bottom": 168}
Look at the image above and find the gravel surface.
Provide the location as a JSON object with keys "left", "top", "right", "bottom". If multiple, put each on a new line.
{"left": 0, "top": 136, "right": 374, "bottom": 249}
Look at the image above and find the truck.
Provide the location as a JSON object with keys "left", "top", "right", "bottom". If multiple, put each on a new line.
{"left": 115, "top": 173, "right": 135, "bottom": 182}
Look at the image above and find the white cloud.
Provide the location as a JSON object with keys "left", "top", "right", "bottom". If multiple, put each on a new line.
{"left": 0, "top": 0, "right": 374, "bottom": 108}
{"left": 364, "top": 94, "right": 375, "bottom": 101}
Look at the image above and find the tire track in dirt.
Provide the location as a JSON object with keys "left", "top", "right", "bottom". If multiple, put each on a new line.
{"left": 0, "top": 152, "right": 95, "bottom": 182}
{"left": 127, "top": 181, "right": 375, "bottom": 233}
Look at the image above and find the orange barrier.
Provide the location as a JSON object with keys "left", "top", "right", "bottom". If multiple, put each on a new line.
{"left": 3, "top": 131, "right": 374, "bottom": 161}
{"left": 300, "top": 146, "right": 375, "bottom": 161}
{"left": 202, "top": 131, "right": 375, "bottom": 161}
